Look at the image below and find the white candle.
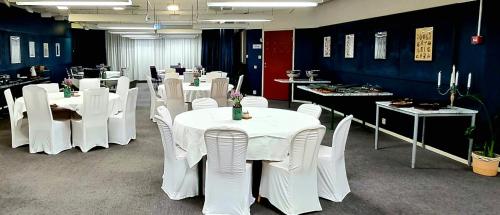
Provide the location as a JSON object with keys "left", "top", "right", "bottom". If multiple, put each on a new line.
{"left": 455, "top": 71, "right": 459, "bottom": 87}
{"left": 450, "top": 71, "right": 455, "bottom": 86}
{"left": 453, "top": 65, "right": 456, "bottom": 73}
{"left": 437, "top": 71, "right": 441, "bottom": 86}
{"left": 467, "top": 73, "right": 472, "bottom": 88}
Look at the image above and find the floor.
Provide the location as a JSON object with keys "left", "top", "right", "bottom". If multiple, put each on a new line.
{"left": 0, "top": 83, "right": 499, "bottom": 215}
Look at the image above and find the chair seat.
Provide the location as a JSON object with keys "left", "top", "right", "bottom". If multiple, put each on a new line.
{"left": 318, "top": 145, "right": 332, "bottom": 158}
{"left": 266, "top": 157, "right": 290, "bottom": 170}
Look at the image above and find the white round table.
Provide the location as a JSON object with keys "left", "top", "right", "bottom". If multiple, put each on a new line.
{"left": 14, "top": 91, "right": 121, "bottom": 122}
{"left": 158, "top": 82, "right": 234, "bottom": 103}
{"left": 173, "top": 107, "right": 321, "bottom": 167}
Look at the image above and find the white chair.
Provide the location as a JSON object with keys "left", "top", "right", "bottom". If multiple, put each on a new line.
{"left": 203, "top": 127, "right": 254, "bottom": 215}
{"left": 37, "top": 83, "right": 59, "bottom": 93}
{"left": 183, "top": 72, "right": 195, "bottom": 83}
{"left": 164, "top": 72, "right": 180, "bottom": 80}
{"left": 22, "top": 85, "right": 71, "bottom": 154}
{"left": 4, "top": 89, "right": 29, "bottom": 148}
{"left": 220, "top": 72, "right": 228, "bottom": 78}
{"left": 192, "top": 98, "right": 218, "bottom": 110}
{"left": 71, "top": 88, "right": 109, "bottom": 153}
{"left": 155, "top": 106, "right": 199, "bottom": 200}
{"left": 164, "top": 78, "right": 187, "bottom": 120}
{"left": 210, "top": 78, "right": 229, "bottom": 107}
{"left": 116, "top": 76, "right": 130, "bottom": 111}
{"left": 297, "top": 103, "right": 322, "bottom": 119}
{"left": 236, "top": 75, "right": 244, "bottom": 92}
{"left": 318, "top": 115, "right": 353, "bottom": 202}
{"left": 108, "top": 88, "right": 138, "bottom": 145}
{"left": 146, "top": 75, "right": 164, "bottom": 121}
{"left": 79, "top": 78, "right": 100, "bottom": 91}
{"left": 241, "top": 96, "right": 268, "bottom": 108}
{"left": 206, "top": 72, "right": 222, "bottom": 83}
{"left": 259, "top": 125, "right": 326, "bottom": 214}
{"left": 165, "top": 68, "right": 176, "bottom": 73}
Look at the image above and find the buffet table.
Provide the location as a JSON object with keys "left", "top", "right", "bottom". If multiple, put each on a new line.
{"left": 375, "top": 101, "right": 478, "bottom": 168}
{"left": 274, "top": 79, "right": 331, "bottom": 108}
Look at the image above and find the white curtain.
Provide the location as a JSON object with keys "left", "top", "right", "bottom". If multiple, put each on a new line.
{"left": 106, "top": 33, "right": 202, "bottom": 80}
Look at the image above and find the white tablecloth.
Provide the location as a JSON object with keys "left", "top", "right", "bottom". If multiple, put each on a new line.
{"left": 14, "top": 92, "right": 121, "bottom": 121}
{"left": 158, "top": 83, "right": 234, "bottom": 103}
{"left": 173, "top": 107, "right": 321, "bottom": 167}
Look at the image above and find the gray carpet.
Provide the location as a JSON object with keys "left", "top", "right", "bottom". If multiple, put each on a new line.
{"left": 0, "top": 83, "right": 498, "bottom": 215}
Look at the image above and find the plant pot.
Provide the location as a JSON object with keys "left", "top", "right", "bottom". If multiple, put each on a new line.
{"left": 232, "top": 106, "right": 242, "bottom": 120}
{"left": 63, "top": 87, "right": 71, "bottom": 98}
{"left": 472, "top": 151, "right": 500, "bottom": 177}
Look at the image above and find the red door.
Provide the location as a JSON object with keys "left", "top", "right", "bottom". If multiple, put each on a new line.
{"left": 263, "top": 30, "right": 293, "bottom": 100}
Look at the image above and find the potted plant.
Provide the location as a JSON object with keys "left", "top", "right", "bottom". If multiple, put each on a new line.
{"left": 464, "top": 95, "right": 499, "bottom": 176}
{"left": 62, "top": 78, "right": 73, "bottom": 98}
{"left": 230, "top": 90, "right": 243, "bottom": 120}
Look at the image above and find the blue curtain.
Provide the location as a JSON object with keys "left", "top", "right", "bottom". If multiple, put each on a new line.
{"left": 201, "top": 29, "right": 237, "bottom": 76}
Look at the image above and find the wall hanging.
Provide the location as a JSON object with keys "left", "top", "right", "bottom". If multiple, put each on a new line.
{"left": 414, "top": 27, "right": 433, "bottom": 61}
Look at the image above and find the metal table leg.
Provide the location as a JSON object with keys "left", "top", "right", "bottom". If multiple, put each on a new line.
{"left": 411, "top": 115, "right": 419, "bottom": 168}
{"left": 468, "top": 114, "right": 476, "bottom": 166}
{"left": 421, "top": 117, "right": 426, "bottom": 149}
{"left": 330, "top": 103, "right": 335, "bottom": 129}
{"left": 288, "top": 83, "right": 293, "bottom": 108}
{"left": 375, "top": 104, "right": 380, "bottom": 150}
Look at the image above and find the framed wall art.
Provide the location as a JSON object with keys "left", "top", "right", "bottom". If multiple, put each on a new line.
{"left": 43, "top": 42, "right": 49, "bottom": 58}
{"left": 414, "top": 27, "right": 433, "bottom": 61}
{"left": 345, "top": 34, "right": 355, "bottom": 58}
{"left": 29, "top": 41, "right": 36, "bottom": 58}
{"left": 323, "top": 36, "right": 331, "bottom": 57}
{"left": 55, "top": 43, "right": 61, "bottom": 57}
{"left": 10, "top": 36, "right": 21, "bottom": 64}
{"left": 374, "top": 31, "right": 387, "bottom": 59}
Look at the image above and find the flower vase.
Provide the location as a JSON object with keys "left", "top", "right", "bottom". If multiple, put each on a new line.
{"left": 63, "top": 87, "right": 71, "bottom": 98}
{"left": 232, "top": 103, "right": 242, "bottom": 120}
{"left": 194, "top": 77, "right": 200, "bottom": 86}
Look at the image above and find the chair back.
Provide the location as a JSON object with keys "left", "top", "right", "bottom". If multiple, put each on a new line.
{"left": 210, "top": 78, "right": 229, "bottom": 107}
{"left": 289, "top": 125, "right": 326, "bottom": 172}
{"left": 4, "top": 89, "right": 16, "bottom": 128}
{"left": 146, "top": 75, "right": 158, "bottom": 99}
{"left": 81, "top": 88, "right": 109, "bottom": 127}
{"left": 22, "top": 85, "right": 53, "bottom": 131}
{"left": 297, "top": 104, "right": 322, "bottom": 119}
{"left": 79, "top": 78, "right": 100, "bottom": 91}
{"left": 241, "top": 96, "right": 268, "bottom": 108}
{"left": 37, "top": 83, "right": 59, "bottom": 93}
{"left": 155, "top": 106, "right": 176, "bottom": 160}
{"left": 183, "top": 72, "right": 195, "bottom": 83}
{"left": 204, "top": 127, "right": 248, "bottom": 174}
{"left": 236, "top": 75, "right": 244, "bottom": 92}
{"left": 164, "top": 78, "right": 185, "bottom": 119}
{"left": 206, "top": 72, "right": 222, "bottom": 83}
{"left": 150, "top": 66, "right": 159, "bottom": 80}
{"left": 220, "top": 72, "right": 228, "bottom": 78}
{"left": 331, "top": 115, "right": 353, "bottom": 160}
{"left": 192, "top": 98, "right": 218, "bottom": 110}
{"left": 165, "top": 68, "right": 176, "bottom": 73}
{"left": 164, "top": 72, "right": 180, "bottom": 80}
{"left": 116, "top": 76, "right": 130, "bottom": 110}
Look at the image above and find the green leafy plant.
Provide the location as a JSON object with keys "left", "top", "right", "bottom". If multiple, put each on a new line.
{"left": 462, "top": 94, "right": 497, "bottom": 158}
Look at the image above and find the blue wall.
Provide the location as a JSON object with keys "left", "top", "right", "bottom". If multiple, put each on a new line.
{"left": 246, "top": 29, "right": 263, "bottom": 96}
{"left": 294, "top": 1, "right": 500, "bottom": 157}
{"left": 0, "top": 4, "right": 72, "bottom": 83}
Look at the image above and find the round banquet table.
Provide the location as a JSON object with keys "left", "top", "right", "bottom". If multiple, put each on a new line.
{"left": 14, "top": 91, "right": 121, "bottom": 122}
{"left": 158, "top": 82, "right": 234, "bottom": 103}
{"left": 173, "top": 107, "right": 321, "bottom": 167}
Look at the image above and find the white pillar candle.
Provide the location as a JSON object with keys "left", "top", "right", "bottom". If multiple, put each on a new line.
{"left": 455, "top": 71, "right": 459, "bottom": 87}
{"left": 437, "top": 71, "right": 441, "bottom": 86}
{"left": 450, "top": 71, "right": 455, "bottom": 86}
{"left": 467, "top": 73, "right": 472, "bottom": 88}
{"left": 453, "top": 65, "right": 456, "bottom": 73}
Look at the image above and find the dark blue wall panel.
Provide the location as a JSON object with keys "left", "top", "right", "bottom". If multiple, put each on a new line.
{"left": 246, "top": 29, "right": 262, "bottom": 96}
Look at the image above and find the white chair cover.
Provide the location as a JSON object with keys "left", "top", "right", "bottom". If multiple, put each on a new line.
{"left": 203, "top": 127, "right": 254, "bottom": 215}
{"left": 165, "top": 68, "right": 176, "bottom": 73}
{"left": 206, "top": 72, "right": 222, "bottom": 83}
{"left": 192, "top": 98, "right": 218, "bottom": 110}
{"left": 220, "top": 72, "right": 228, "bottom": 78}
{"left": 155, "top": 106, "right": 199, "bottom": 200}
{"left": 210, "top": 78, "right": 229, "bottom": 107}
{"left": 259, "top": 125, "right": 326, "bottom": 214}
{"left": 236, "top": 75, "right": 244, "bottom": 92}
{"left": 72, "top": 88, "right": 109, "bottom": 152}
{"left": 22, "top": 85, "right": 71, "bottom": 154}
{"left": 165, "top": 72, "right": 180, "bottom": 80}
{"left": 164, "top": 78, "right": 186, "bottom": 120}
{"left": 79, "top": 78, "right": 100, "bottom": 91}
{"left": 318, "top": 115, "right": 353, "bottom": 202}
{"left": 297, "top": 103, "right": 322, "bottom": 119}
{"left": 37, "top": 83, "right": 59, "bottom": 93}
{"left": 146, "top": 75, "right": 164, "bottom": 121}
{"left": 183, "top": 72, "right": 195, "bottom": 83}
{"left": 116, "top": 76, "right": 130, "bottom": 111}
{"left": 4, "top": 89, "right": 29, "bottom": 148}
{"left": 108, "top": 88, "right": 138, "bottom": 145}
{"left": 241, "top": 96, "right": 268, "bottom": 108}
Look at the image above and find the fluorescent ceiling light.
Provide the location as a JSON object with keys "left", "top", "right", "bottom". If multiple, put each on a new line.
{"left": 198, "top": 14, "right": 272, "bottom": 23}
{"left": 56, "top": 6, "right": 68, "bottom": 10}
{"left": 204, "top": 19, "right": 270, "bottom": 22}
{"left": 15, "top": 0, "right": 132, "bottom": 6}
{"left": 207, "top": 0, "right": 320, "bottom": 8}
{"left": 97, "top": 24, "right": 154, "bottom": 30}
{"left": 112, "top": 7, "right": 124, "bottom": 10}
{"left": 122, "top": 34, "right": 158, "bottom": 38}
{"left": 108, "top": 31, "right": 154, "bottom": 34}
{"left": 166, "top": 4, "right": 179, "bottom": 11}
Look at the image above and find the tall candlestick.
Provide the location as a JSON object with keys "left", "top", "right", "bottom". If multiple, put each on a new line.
{"left": 455, "top": 71, "right": 459, "bottom": 87}
{"left": 453, "top": 65, "right": 456, "bottom": 74}
{"left": 450, "top": 71, "right": 455, "bottom": 87}
{"left": 437, "top": 71, "right": 441, "bottom": 86}
{"left": 467, "top": 73, "right": 472, "bottom": 88}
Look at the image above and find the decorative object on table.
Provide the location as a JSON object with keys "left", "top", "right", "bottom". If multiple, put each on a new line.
{"left": 414, "top": 27, "right": 433, "bottom": 61}
{"left": 43, "top": 42, "right": 49, "bottom": 58}
{"left": 30, "top": 66, "right": 37, "bottom": 77}
{"left": 374, "top": 31, "right": 387, "bottom": 59}
{"left": 286, "top": 70, "right": 300, "bottom": 81}
{"left": 230, "top": 90, "right": 243, "bottom": 120}
{"left": 390, "top": 98, "right": 413, "bottom": 108}
{"left": 436, "top": 65, "right": 472, "bottom": 107}
{"left": 306, "top": 70, "right": 319, "bottom": 82}
{"left": 62, "top": 78, "right": 73, "bottom": 98}
{"left": 414, "top": 102, "right": 442, "bottom": 110}
{"left": 464, "top": 95, "right": 499, "bottom": 176}
{"left": 193, "top": 71, "right": 201, "bottom": 86}
{"left": 323, "top": 36, "right": 331, "bottom": 57}
{"left": 10, "top": 36, "right": 21, "bottom": 64}
{"left": 345, "top": 34, "right": 355, "bottom": 58}
{"left": 242, "top": 111, "right": 252, "bottom": 120}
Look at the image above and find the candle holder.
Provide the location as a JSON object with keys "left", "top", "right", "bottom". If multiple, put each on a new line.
{"left": 437, "top": 83, "right": 470, "bottom": 108}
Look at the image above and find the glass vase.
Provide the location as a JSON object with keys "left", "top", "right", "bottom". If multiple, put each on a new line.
{"left": 232, "top": 105, "right": 242, "bottom": 120}
{"left": 63, "top": 87, "right": 71, "bottom": 98}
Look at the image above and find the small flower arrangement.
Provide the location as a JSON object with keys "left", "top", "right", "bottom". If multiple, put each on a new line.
{"left": 230, "top": 90, "right": 243, "bottom": 106}
{"left": 62, "top": 78, "right": 73, "bottom": 88}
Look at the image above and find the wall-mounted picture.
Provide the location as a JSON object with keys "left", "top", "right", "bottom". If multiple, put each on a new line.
{"left": 55, "top": 43, "right": 61, "bottom": 57}
{"left": 414, "top": 27, "right": 433, "bottom": 61}
{"left": 29, "top": 41, "right": 36, "bottom": 58}
{"left": 345, "top": 34, "right": 355, "bottom": 58}
{"left": 323, "top": 36, "right": 331, "bottom": 57}
{"left": 10, "top": 36, "right": 21, "bottom": 64}
{"left": 374, "top": 31, "right": 387, "bottom": 59}
{"left": 43, "top": 43, "right": 49, "bottom": 58}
